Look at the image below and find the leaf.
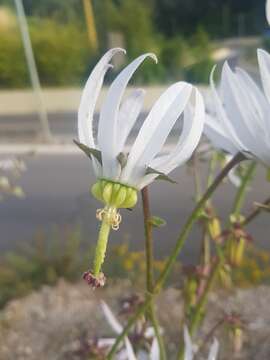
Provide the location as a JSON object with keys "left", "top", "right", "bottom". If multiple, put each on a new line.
{"left": 149, "top": 216, "right": 166, "bottom": 228}
{"left": 146, "top": 167, "right": 177, "bottom": 184}
{"left": 73, "top": 140, "right": 102, "bottom": 165}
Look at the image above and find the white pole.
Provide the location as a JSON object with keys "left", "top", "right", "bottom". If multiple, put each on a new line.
{"left": 14, "top": 0, "right": 52, "bottom": 142}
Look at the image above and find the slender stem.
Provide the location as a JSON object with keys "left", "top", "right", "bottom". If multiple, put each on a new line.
{"left": 189, "top": 260, "right": 221, "bottom": 336}
{"left": 93, "top": 217, "right": 111, "bottom": 276}
{"left": 231, "top": 161, "right": 256, "bottom": 216}
{"left": 107, "top": 153, "right": 244, "bottom": 359}
{"left": 242, "top": 195, "right": 270, "bottom": 226}
{"left": 192, "top": 152, "right": 202, "bottom": 201}
{"left": 141, "top": 187, "right": 155, "bottom": 292}
{"left": 155, "top": 153, "right": 245, "bottom": 291}
{"left": 207, "top": 152, "right": 218, "bottom": 188}
{"left": 141, "top": 187, "right": 167, "bottom": 360}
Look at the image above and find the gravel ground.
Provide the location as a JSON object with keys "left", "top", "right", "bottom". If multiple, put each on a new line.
{"left": 0, "top": 280, "right": 270, "bottom": 359}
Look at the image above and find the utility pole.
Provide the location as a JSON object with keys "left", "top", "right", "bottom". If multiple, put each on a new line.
{"left": 82, "top": 0, "right": 98, "bottom": 52}
{"left": 14, "top": 0, "right": 52, "bottom": 142}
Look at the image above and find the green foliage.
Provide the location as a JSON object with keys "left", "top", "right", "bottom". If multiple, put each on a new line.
{"left": 0, "top": 28, "right": 29, "bottom": 88}
{"left": 29, "top": 19, "right": 90, "bottom": 86}
{"left": 0, "top": 226, "right": 89, "bottom": 308}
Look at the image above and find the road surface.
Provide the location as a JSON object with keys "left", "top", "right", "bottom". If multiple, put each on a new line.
{"left": 0, "top": 150, "right": 269, "bottom": 264}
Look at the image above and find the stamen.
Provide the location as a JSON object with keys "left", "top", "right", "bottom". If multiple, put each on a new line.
{"left": 96, "top": 207, "right": 122, "bottom": 230}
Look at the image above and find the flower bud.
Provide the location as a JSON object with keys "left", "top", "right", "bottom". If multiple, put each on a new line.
{"left": 208, "top": 216, "right": 221, "bottom": 240}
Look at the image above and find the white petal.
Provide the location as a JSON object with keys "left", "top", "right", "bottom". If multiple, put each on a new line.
{"left": 98, "top": 53, "right": 157, "bottom": 179}
{"left": 221, "top": 62, "right": 270, "bottom": 163}
{"left": 121, "top": 82, "right": 192, "bottom": 184}
{"left": 266, "top": 0, "right": 270, "bottom": 25}
{"left": 101, "top": 301, "right": 123, "bottom": 333}
{"left": 258, "top": 48, "right": 270, "bottom": 104}
{"left": 204, "top": 115, "right": 238, "bottom": 155}
{"left": 207, "top": 338, "right": 219, "bottom": 360}
{"left": 210, "top": 66, "right": 245, "bottom": 152}
{"left": 152, "top": 88, "right": 205, "bottom": 174}
{"left": 101, "top": 301, "right": 136, "bottom": 360}
{"left": 117, "top": 88, "right": 145, "bottom": 153}
{"left": 78, "top": 48, "right": 125, "bottom": 147}
{"left": 78, "top": 48, "right": 125, "bottom": 176}
{"left": 150, "top": 338, "right": 160, "bottom": 360}
{"left": 183, "top": 326, "right": 194, "bottom": 360}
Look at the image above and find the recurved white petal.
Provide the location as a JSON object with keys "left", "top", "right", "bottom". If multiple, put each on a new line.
{"left": 125, "top": 82, "right": 192, "bottom": 184}
{"left": 78, "top": 48, "right": 125, "bottom": 148}
{"left": 153, "top": 88, "right": 205, "bottom": 174}
{"left": 210, "top": 66, "right": 245, "bottom": 152}
{"left": 117, "top": 88, "right": 145, "bottom": 153}
{"left": 258, "top": 48, "right": 270, "bottom": 103}
{"left": 120, "top": 82, "right": 192, "bottom": 184}
{"left": 221, "top": 62, "right": 270, "bottom": 163}
{"left": 98, "top": 53, "right": 157, "bottom": 180}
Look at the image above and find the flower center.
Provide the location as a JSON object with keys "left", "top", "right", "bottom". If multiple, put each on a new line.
{"left": 96, "top": 206, "right": 122, "bottom": 231}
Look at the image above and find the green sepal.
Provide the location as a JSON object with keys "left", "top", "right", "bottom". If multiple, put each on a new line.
{"left": 146, "top": 167, "right": 177, "bottom": 184}
{"left": 74, "top": 140, "right": 102, "bottom": 165}
{"left": 149, "top": 216, "right": 167, "bottom": 228}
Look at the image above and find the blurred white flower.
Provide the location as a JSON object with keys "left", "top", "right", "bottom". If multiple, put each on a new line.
{"left": 100, "top": 301, "right": 159, "bottom": 360}
{"left": 204, "top": 52, "right": 270, "bottom": 168}
{"left": 183, "top": 326, "right": 219, "bottom": 360}
{"left": 77, "top": 48, "right": 205, "bottom": 191}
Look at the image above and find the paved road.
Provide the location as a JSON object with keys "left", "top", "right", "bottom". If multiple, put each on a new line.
{"left": 0, "top": 151, "right": 269, "bottom": 264}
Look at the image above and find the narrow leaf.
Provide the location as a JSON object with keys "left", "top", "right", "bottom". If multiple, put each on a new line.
{"left": 74, "top": 139, "right": 102, "bottom": 165}
{"left": 146, "top": 167, "right": 177, "bottom": 184}
{"left": 149, "top": 216, "right": 166, "bottom": 228}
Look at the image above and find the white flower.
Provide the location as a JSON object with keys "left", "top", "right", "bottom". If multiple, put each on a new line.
{"left": 183, "top": 326, "right": 219, "bottom": 360}
{"left": 100, "top": 301, "right": 159, "bottom": 360}
{"left": 77, "top": 48, "right": 205, "bottom": 191}
{"left": 204, "top": 50, "right": 270, "bottom": 168}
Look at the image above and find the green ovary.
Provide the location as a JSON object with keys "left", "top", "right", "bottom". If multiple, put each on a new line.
{"left": 91, "top": 179, "right": 138, "bottom": 209}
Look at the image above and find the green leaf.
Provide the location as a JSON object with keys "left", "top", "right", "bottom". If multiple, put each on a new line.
{"left": 74, "top": 140, "right": 102, "bottom": 165}
{"left": 149, "top": 216, "right": 166, "bottom": 228}
{"left": 146, "top": 167, "right": 177, "bottom": 184}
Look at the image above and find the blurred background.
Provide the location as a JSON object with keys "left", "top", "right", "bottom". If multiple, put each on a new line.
{"left": 0, "top": 0, "right": 270, "bottom": 313}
